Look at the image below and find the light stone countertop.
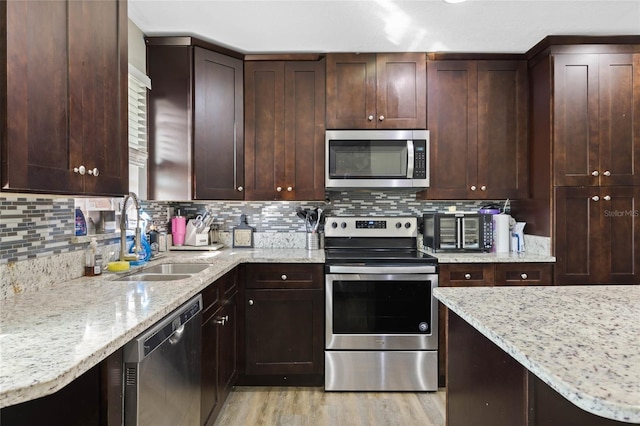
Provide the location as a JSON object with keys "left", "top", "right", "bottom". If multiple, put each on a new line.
{"left": 0, "top": 248, "right": 324, "bottom": 409}
{"left": 434, "top": 285, "right": 640, "bottom": 424}
{"left": 427, "top": 251, "right": 555, "bottom": 263}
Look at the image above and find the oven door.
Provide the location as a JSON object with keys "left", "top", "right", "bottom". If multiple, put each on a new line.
{"left": 325, "top": 267, "right": 438, "bottom": 351}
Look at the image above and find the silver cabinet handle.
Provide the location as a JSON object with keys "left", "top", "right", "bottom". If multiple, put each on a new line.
{"left": 592, "top": 196, "right": 600, "bottom": 202}
{"left": 464, "top": 273, "right": 471, "bottom": 280}
{"left": 480, "top": 185, "right": 487, "bottom": 191}
{"left": 237, "top": 186, "right": 244, "bottom": 192}
{"left": 368, "top": 115, "right": 374, "bottom": 121}
{"left": 520, "top": 273, "right": 528, "bottom": 280}
{"left": 276, "top": 187, "right": 282, "bottom": 192}
{"left": 214, "top": 315, "right": 229, "bottom": 325}
{"left": 73, "top": 165, "right": 86, "bottom": 175}
{"left": 603, "top": 195, "right": 611, "bottom": 201}
{"left": 470, "top": 186, "right": 477, "bottom": 191}
{"left": 87, "top": 167, "right": 99, "bottom": 176}
{"left": 379, "top": 115, "right": 385, "bottom": 121}
{"left": 603, "top": 170, "right": 611, "bottom": 176}
{"left": 592, "top": 170, "right": 599, "bottom": 177}
{"left": 248, "top": 299, "right": 254, "bottom": 306}
{"left": 281, "top": 274, "right": 287, "bottom": 280}
{"left": 287, "top": 186, "right": 293, "bottom": 192}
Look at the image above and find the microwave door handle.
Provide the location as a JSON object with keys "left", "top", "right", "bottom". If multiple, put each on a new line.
{"left": 457, "top": 218, "right": 463, "bottom": 249}
{"left": 407, "top": 140, "right": 414, "bottom": 178}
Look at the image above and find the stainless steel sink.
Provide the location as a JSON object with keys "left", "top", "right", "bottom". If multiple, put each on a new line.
{"left": 115, "top": 273, "right": 193, "bottom": 282}
{"left": 143, "top": 263, "right": 210, "bottom": 274}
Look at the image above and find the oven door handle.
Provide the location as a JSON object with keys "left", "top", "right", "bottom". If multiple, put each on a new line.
{"left": 328, "top": 265, "right": 437, "bottom": 274}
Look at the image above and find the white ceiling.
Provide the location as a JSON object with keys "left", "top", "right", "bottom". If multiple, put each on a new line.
{"left": 128, "top": 0, "right": 640, "bottom": 54}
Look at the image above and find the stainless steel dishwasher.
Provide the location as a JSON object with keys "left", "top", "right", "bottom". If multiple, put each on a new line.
{"left": 124, "top": 294, "right": 203, "bottom": 426}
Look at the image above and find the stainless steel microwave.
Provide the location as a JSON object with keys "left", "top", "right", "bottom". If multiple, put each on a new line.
{"left": 423, "top": 212, "right": 493, "bottom": 252}
{"left": 325, "top": 130, "right": 429, "bottom": 189}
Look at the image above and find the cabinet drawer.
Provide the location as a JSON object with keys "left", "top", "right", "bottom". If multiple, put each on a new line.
{"left": 439, "top": 264, "right": 495, "bottom": 286}
{"left": 495, "top": 263, "right": 553, "bottom": 286}
{"left": 245, "top": 264, "right": 323, "bottom": 289}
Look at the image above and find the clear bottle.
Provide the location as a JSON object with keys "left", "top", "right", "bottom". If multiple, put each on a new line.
{"left": 84, "top": 238, "right": 98, "bottom": 276}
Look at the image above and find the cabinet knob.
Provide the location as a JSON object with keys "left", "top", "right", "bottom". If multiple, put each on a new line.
{"left": 237, "top": 186, "right": 244, "bottom": 192}
{"left": 276, "top": 186, "right": 282, "bottom": 192}
{"left": 378, "top": 115, "right": 385, "bottom": 122}
{"left": 480, "top": 185, "right": 487, "bottom": 191}
{"left": 73, "top": 165, "right": 86, "bottom": 175}
{"left": 464, "top": 273, "right": 471, "bottom": 280}
{"left": 87, "top": 167, "right": 99, "bottom": 176}
{"left": 520, "top": 273, "right": 528, "bottom": 280}
{"left": 603, "top": 195, "right": 611, "bottom": 201}
{"left": 470, "top": 186, "right": 477, "bottom": 191}
{"left": 248, "top": 299, "right": 254, "bottom": 306}
{"left": 591, "top": 196, "right": 600, "bottom": 202}
{"left": 591, "top": 170, "right": 599, "bottom": 177}
{"left": 281, "top": 274, "right": 287, "bottom": 280}
{"left": 287, "top": 186, "right": 293, "bottom": 192}
{"left": 368, "top": 115, "right": 374, "bottom": 121}
{"left": 603, "top": 170, "right": 611, "bottom": 177}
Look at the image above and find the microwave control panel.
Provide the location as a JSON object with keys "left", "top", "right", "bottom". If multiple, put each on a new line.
{"left": 413, "top": 140, "right": 427, "bottom": 179}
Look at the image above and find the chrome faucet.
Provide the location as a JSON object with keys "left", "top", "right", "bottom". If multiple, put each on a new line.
{"left": 120, "top": 192, "right": 142, "bottom": 261}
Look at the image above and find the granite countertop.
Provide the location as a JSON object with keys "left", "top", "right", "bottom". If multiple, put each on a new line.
{"left": 434, "top": 285, "right": 640, "bottom": 423}
{"left": 427, "top": 251, "right": 555, "bottom": 263}
{"left": 0, "top": 248, "right": 324, "bottom": 409}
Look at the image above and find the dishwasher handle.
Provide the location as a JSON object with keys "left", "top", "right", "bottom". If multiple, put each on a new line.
{"left": 124, "top": 294, "right": 203, "bottom": 363}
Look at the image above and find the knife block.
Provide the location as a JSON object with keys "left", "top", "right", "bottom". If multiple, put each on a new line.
{"left": 184, "top": 220, "right": 209, "bottom": 246}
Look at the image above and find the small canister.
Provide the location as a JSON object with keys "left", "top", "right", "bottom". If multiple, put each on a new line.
{"left": 307, "top": 232, "right": 320, "bottom": 250}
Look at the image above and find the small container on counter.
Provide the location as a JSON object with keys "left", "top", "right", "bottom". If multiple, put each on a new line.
{"left": 84, "top": 237, "right": 102, "bottom": 276}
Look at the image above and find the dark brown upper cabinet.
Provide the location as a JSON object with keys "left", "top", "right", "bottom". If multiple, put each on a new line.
{"left": 326, "top": 53, "right": 426, "bottom": 129}
{"left": 244, "top": 59, "right": 325, "bottom": 201}
{"left": 424, "top": 59, "right": 528, "bottom": 200}
{"left": 2, "top": 0, "right": 128, "bottom": 196}
{"left": 554, "top": 53, "right": 640, "bottom": 187}
{"left": 147, "top": 38, "right": 244, "bottom": 200}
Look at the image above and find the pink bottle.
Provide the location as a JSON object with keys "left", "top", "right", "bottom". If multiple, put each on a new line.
{"left": 171, "top": 214, "right": 186, "bottom": 246}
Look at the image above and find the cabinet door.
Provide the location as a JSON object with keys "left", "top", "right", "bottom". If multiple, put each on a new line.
{"left": 598, "top": 186, "right": 640, "bottom": 284}
{"left": 201, "top": 307, "right": 221, "bottom": 426}
{"left": 426, "top": 61, "right": 479, "bottom": 199}
{"left": 553, "top": 54, "right": 600, "bottom": 187}
{"left": 554, "top": 187, "right": 600, "bottom": 284}
{"left": 599, "top": 53, "right": 640, "bottom": 186}
{"left": 69, "top": 0, "right": 128, "bottom": 196}
{"left": 244, "top": 61, "right": 285, "bottom": 200}
{"left": 476, "top": 60, "right": 528, "bottom": 199}
{"left": 4, "top": 1, "right": 79, "bottom": 193}
{"left": 245, "top": 289, "right": 324, "bottom": 375}
{"left": 325, "top": 53, "right": 377, "bottom": 129}
{"left": 375, "top": 53, "right": 426, "bottom": 129}
{"left": 217, "top": 296, "right": 237, "bottom": 413}
{"left": 282, "top": 60, "right": 326, "bottom": 200}
{"left": 193, "top": 47, "right": 244, "bottom": 200}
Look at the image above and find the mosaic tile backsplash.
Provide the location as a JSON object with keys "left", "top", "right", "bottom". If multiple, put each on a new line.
{"left": 1, "top": 192, "right": 501, "bottom": 264}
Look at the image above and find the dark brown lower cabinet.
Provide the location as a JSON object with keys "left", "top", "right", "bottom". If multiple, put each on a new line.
{"left": 240, "top": 264, "right": 324, "bottom": 385}
{"left": 555, "top": 186, "right": 640, "bottom": 284}
{"left": 447, "top": 312, "right": 635, "bottom": 426}
{"left": 0, "top": 349, "right": 123, "bottom": 426}
{"left": 201, "top": 269, "right": 238, "bottom": 426}
{"left": 438, "top": 263, "right": 553, "bottom": 386}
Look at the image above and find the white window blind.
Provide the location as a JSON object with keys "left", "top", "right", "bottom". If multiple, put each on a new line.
{"left": 128, "top": 64, "right": 151, "bottom": 197}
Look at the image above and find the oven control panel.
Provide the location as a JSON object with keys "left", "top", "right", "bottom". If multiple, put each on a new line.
{"left": 325, "top": 216, "right": 418, "bottom": 238}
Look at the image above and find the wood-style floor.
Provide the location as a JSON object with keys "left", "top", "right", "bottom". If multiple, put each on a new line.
{"left": 214, "top": 386, "right": 446, "bottom": 426}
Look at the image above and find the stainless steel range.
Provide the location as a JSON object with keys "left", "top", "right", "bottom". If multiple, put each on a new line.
{"left": 324, "top": 216, "right": 439, "bottom": 391}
